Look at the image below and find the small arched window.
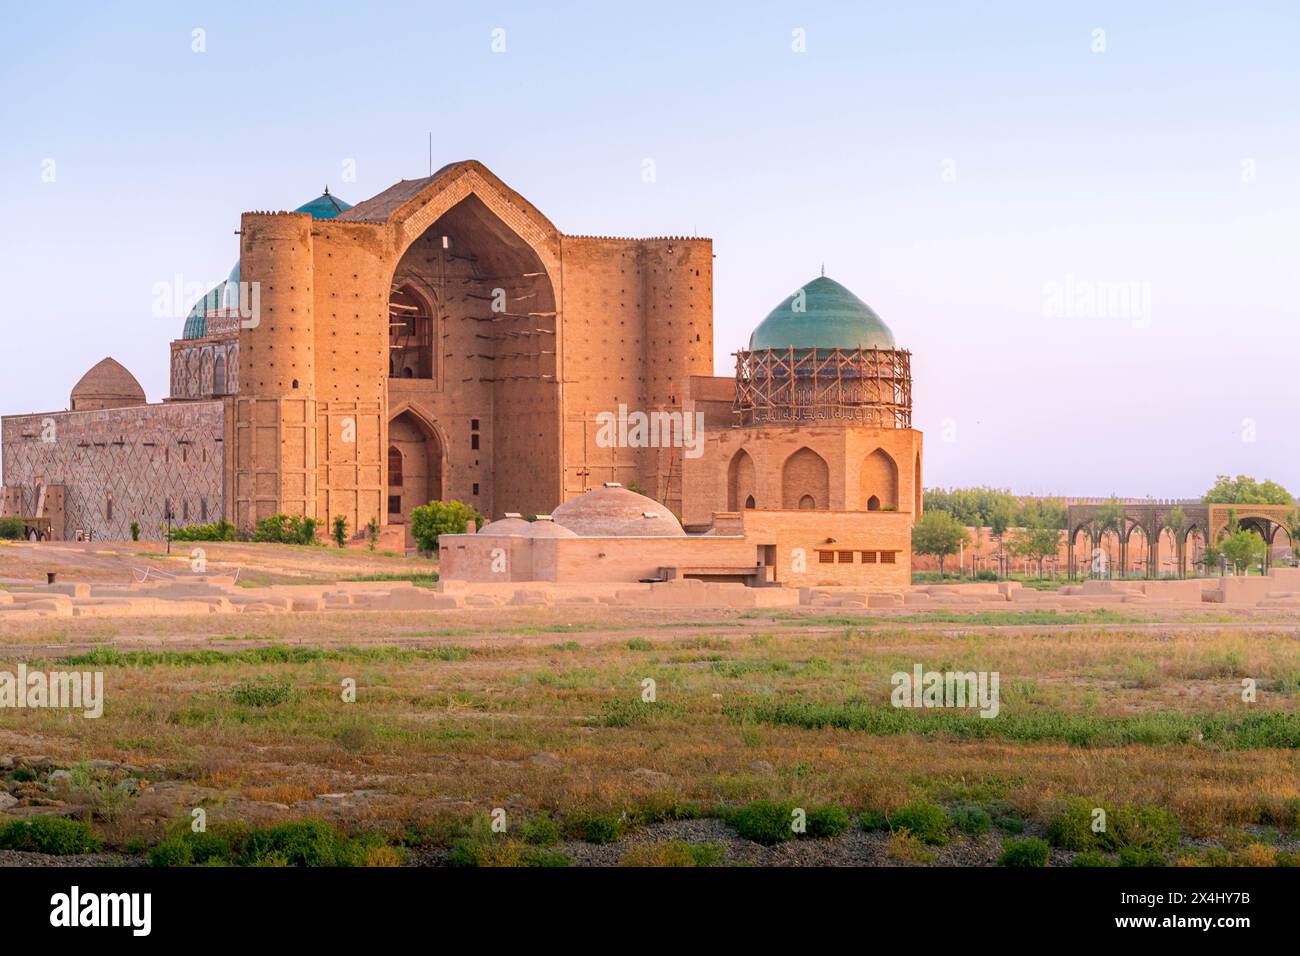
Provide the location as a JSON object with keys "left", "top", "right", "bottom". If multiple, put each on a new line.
{"left": 799, "top": 495, "right": 816, "bottom": 510}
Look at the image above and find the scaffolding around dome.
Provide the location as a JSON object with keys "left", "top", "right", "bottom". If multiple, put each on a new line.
{"left": 733, "top": 345, "right": 913, "bottom": 428}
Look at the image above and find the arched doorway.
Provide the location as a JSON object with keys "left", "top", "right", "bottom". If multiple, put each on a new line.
{"left": 782, "top": 447, "right": 829, "bottom": 510}
{"left": 388, "top": 410, "right": 443, "bottom": 544}
{"left": 860, "top": 447, "right": 899, "bottom": 510}
{"left": 386, "top": 191, "right": 560, "bottom": 516}
{"left": 727, "top": 449, "right": 756, "bottom": 511}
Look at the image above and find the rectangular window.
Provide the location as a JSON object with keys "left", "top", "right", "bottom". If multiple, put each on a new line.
{"left": 860, "top": 551, "right": 878, "bottom": 563}
{"left": 837, "top": 551, "right": 854, "bottom": 563}
{"left": 472, "top": 483, "right": 480, "bottom": 495}
{"left": 471, "top": 418, "right": 480, "bottom": 431}
{"left": 106, "top": 497, "right": 113, "bottom": 521}
{"left": 201, "top": 498, "right": 208, "bottom": 521}
{"left": 388, "top": 495, "right": 401, "bottom": 515}
{"left": 882, "top": 551, "right": 897, "bottom": 564}
{"left": 471, "top": 434, "right": 480, "bottom": 450}
{"left": 183, "top": 501, "right": 189, "bottom": 521}
{"left": 818, "top": 550, "right": 834, "bottom": 564}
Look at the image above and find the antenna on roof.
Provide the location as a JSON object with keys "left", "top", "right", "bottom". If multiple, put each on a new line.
{"left": 821, "top": 262, "right": 825, "bottom": 277}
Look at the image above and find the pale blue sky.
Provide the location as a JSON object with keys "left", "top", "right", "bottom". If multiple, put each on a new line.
{"left": 1, "top": 1, "right": 1296, "bottom": 498}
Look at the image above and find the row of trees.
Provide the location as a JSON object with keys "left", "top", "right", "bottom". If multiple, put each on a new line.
{"left": 923, "top": 487, "right": 1068, "bottom": 531}
{"left": 911, "top": 510, "right": 1063, "bottom": 578}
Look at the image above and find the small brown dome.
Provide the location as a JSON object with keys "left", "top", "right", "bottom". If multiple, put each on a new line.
{"left": 524, "top": 515, "right": 578, "bottom": 538}
{"left": 70, "top": 357, "right": 146, "bottom": 411}
{"left": 478, "top": 513, "right": 532, "bottom": 536}
{"left": 551, "top": 483, "right": 685, "bottom": 537}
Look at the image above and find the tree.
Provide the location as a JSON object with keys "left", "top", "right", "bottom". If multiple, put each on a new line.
{"left": 366, "top": 517, "right": 380, "bottom": 552}
{"left": 1219, "top": 529, "right": 1266, "bottom": 575}
{"left": 1203, "top": 475, "right": 1295, "bottom": 505}
{"left": 1161, "top": 506, "right": 1187, "bottom": 579}
{"left": 1017, "top": 497, "right": 1068, "bottom": 531}
{"left": 331, "top": 514, "right": 349, "bottom": 549}
{"left": 409, "top": 500, "right": 482, "bottom": 552}
{"left": 1007, "top": 526, "right": 1061, "bottom": 578}
{"left": 989, "top": 500, "right": 1015, "bottom": 578}
{"left": 912, "top": 510, "right": 969, "bottom": 579}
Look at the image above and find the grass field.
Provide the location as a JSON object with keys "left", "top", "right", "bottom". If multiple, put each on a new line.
{"left": 3, "top": 585, "right": 1300, "bottom": 866}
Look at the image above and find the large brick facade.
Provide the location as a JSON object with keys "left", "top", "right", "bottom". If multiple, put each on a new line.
{"left": 2, "top": 159, "right": 922, "bottom": 577}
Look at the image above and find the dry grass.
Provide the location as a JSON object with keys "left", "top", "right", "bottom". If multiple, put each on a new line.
{"left": 1, "top": 570, "right": 1299, "bottom": 856}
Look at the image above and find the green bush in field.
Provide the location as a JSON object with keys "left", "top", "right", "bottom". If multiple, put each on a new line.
{"left": 724, "top": 801, "right": 798, "bottom": 845}
{"left": 0, "top": 817, "right": 101, "bottom": 855}
{"left": 409, "top": 500, "right": 481, "bottom": 551}
{"left": 566, "top": 811, "right": 624, "bottom": 845}
{"left": 950, "top": 803, "right": 993, "bottom": 836}
{"left": 1049, "top": 800, "right": 1180, "bottom": 853}
{"left": 0, "top": 518, "right": 25, "bottom": 540}
{"left": 520, "top": 815, "right": 562, "bottom": 847}
{"left": 1117, "top": 846, "right": 1167, "bottom": 867}
{"left": 229, "top": 676, "right": 295, "bottom": 708}
{"left": 171, "top": 519, "right": 239, "bottom": 542}
{"left": 859, "top": 809, "right": 889, "bottom": 831}
{"left": 149, "top": 819, "right": 394, "bottom": 867}
{"left": 999, "top": 838, "right": 1050, "bottom": 867}
{"left": 251, "top": 513, "right": 317, "bottom": 544}
{"left": 888, "top": 800, "right": 951, "bottom": 845}
{"left": 805, "top": 805, "right": 852, "bottom": 839}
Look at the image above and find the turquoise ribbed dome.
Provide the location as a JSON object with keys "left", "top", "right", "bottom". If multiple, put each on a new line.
{"left": 182, "top": 190, "right": 351, "bottom": 339}
{"left": 293, "top": 188, "right": 352, "bottom": 220}
{"left": 749, "top": 276, "right": 895, "bottom": 351}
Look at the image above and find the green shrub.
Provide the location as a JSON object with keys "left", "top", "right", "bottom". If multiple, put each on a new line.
{"left": 520, "top": 815, "right": 562, "bottom": 847}
{"left": 331, "top": 515, "right": 348, "bottom": 548}
{"left": 1110, "top": 805, "right": 1181, "bottom": 852}
{"left": 130, "top": 520, "right": 141, "bottom": 541}
{"left": 241, "top": 820, "right": 365, "bottom": 867}
{"left": 567, "top": 811, "right": 624, "bottom": 845}
{"left": 1047, "top": 798, "right": 1102, "bottom": 851}
{"left": 626, "top": 638, "right": 653, "bottom": 651}
{"left": 725, "top": 800, "right": 798, "bottom": 845}
{"left": 149, "top": 828, "right": 234, "bottom": 867}
{"left": 1049, "top": 800, "right": 1180, "bottom": 853}
{"left": 0, "top": 817, "right": 102, "bottom": 855}
{"left": 229, "top": 676, "right": 295, "bottom": 707}
{"left": 950, "top": 803, "right": 993, "bottom": 836}
{"left": 0, "top": 518, "right": 25, "bottom": 540}
{"left": 251, "top": 513, "right": 317, "bottom": 545}
{"left": 999, "top": 838, "right": 1050, "bottom": 867}
{"left": 409, "top": 500, "right": 482, "bottom": 551}
{"left": 1118, "top": 847, "right": 1167, "bottom": 867}
{"left": 806, "top": 805, "right": 852, "bottom": 839}
{"left": 171, "top": 519, "right": 239, "bottom": 542}
{"left": 859, "top": 809, "right": 889, "bottom": 831}
{"left": 888, "top": 800, "right": 950, "bottom": 845}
